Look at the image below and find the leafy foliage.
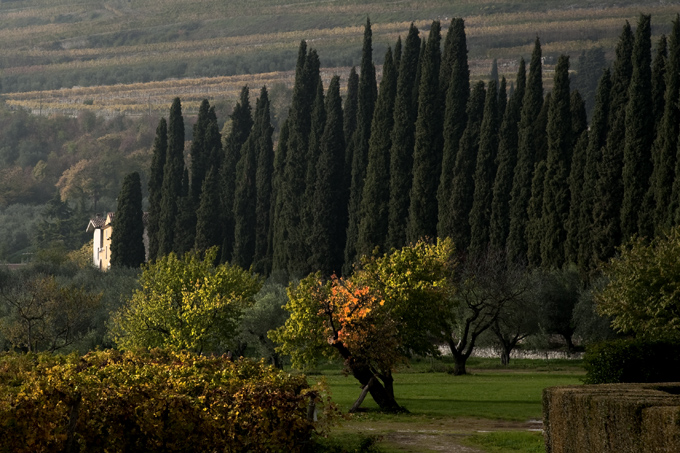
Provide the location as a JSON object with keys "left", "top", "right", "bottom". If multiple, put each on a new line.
{"left": 595, "top": 228, "right": 680, "bottom": 340}
{"left": 583, "top": 338, "right": 680, "bottom": 384}
{"left": 0, "top": 349, "right": 331, "bottom": 453}
{"left": 110, "top": 248, "right": 261, "bottom": 353}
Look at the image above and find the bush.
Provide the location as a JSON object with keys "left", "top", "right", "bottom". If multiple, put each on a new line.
{"left": 0, "top": 349, "right": 332, "bottom": 452}
{"left": 583, "top": 338, "right": 680, "bottom": 384}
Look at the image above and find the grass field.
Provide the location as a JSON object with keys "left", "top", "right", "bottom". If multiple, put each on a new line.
{"left": 308, "top": 357, "right": 584, "bottom": 452}
{"left": 0, "top": 0, "right": 677, "bottom": 117}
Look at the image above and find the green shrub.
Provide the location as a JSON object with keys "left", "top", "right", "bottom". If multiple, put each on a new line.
{"left": 583, "top": 338, "right": 680, "bottom": 384}
{"left": 0, "top": 349, "right": 332, "bottom": 452}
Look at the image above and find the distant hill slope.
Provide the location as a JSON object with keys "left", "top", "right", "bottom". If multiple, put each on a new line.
{"left": 0, "top": 0, "right": 677, "bottom": 115}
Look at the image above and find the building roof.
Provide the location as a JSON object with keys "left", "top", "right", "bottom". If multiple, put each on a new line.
{"left": 86, "top": 211, "right": 149, "bottom": 233}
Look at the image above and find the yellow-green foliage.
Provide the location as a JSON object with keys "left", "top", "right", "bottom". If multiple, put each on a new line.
{"left": 109, "top": 248, "right": 262, "bottom": 353}
{"left": 596, "top": 227, "right": 680, "bottom": 340}
{"left": 0, "top": 349, "right": 328, "bottom": 453}
{"left": 543, "top": 383, "right": 680, "bottom": 453}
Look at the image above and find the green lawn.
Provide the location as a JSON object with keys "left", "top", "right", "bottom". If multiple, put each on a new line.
{"left": 308, "top": 358, "right": 584, "bottom": 452}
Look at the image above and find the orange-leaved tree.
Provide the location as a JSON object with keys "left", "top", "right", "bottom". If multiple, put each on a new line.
{"left": 271, "top": 239, "right": 457, "bottom": 412}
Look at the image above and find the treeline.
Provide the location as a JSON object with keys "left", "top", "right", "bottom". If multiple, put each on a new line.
{"left": 144, "top": 14, "right": 680, "bottom": 280}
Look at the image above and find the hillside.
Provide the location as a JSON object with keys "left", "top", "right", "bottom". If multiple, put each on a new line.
{"left": 0, "top": 0, "right": 678, "bottom": 116}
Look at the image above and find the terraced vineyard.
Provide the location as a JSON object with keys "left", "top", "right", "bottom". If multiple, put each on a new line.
{"left": 0, "top": 0, "right": 677, "bottom": 116}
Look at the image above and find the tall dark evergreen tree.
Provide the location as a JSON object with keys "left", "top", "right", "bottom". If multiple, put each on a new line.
{"left": 469, "top": 80, "right": 499, "bottom": 254}
{"left": 158, "top": 97, "right": 185, "bottom": 258}
{"left": 232, "top": 135, "right": 258, "bottom": 269}
{"left": 497, "top": 76, "right": 507, "bottom": 127}
{"left": 309, "top": 76, "right": 346, "bottom": 276}
{"left": 386, "top": 23, "right": 421, "bottom": 250}
{"left": 190, "top": 99, "right": 211, "bottom": 203}
{"left": 267, "top": 119, "right": 289, "bottom": 275}
{"left": 651, "top": 35, "right": 668, "bottom": 135}
{"left": 446, "top": 81, "right": 486, "bottom": 251}
{"left": 357, "top": 47, "right": 397, "bottom": 257}
{"left": 344, "top": 18, "right": 378, "bottom": 273}
{"left": 301, "top": 76, "right": 326, "bottom": 252}
{"left": 111, "top": 172, "right": 145, "bottom": 268}
{"left": 564, "top": 91, "right": 588, "bottom": 265}
{"left": 490, "top": 59, "right": 526, "bottom": 250}
{"left": 174, "top": 168, "right": 195, "bottom": 255}
{"left": 406, "top": 20, "right": 442, "bottom": 244}
{"left": 253, "top": 87, "right": 274, "bottom": 274}
{"left": 437, "top": 18, "right": 470, "bottom": 239}
{"left": 526, "top": 159, "right": 547, "bottom": 267}
{"left": 578, "top": 69, "right": 611, "bottom": 275}
{"left": 591, "top": 23, "right": 634, "bottom": 265}
{"left": 273, "top": 46, "right": 320, "bottom": 276}
{"left": 571, "top": 47, "right": 607, "bottom": 119}
{"left": 660, "top": 17, "right": 680, "bottom": 228}
{"left": 540, "top": 55, "right": 573, "bottom": 269}
{"left": 194, "top": 166, "right": 221, "bottom": 253}
{"left": 621, "top": 15, "right": 653, "bottom": 239}
{"left": 490, "top": 58, "right": 499, "bottom": 88}
{"left": 220, "top": 86, "right": 253, "bottom": 263}
{"left": 507, "top": 38, "right": 543, "bottom": 264}
{"left": 147, "top": 117, "right": 167, "bottom": 261}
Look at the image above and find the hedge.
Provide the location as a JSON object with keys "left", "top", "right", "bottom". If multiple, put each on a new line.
{"left": 0, "top": 349, "right": 330, "bottom": 453}
{"left": 583, "top": 338, "right": 680, "bottom": 384}
{"left": 543, "top": 383, "right": 680, "bottom": 453}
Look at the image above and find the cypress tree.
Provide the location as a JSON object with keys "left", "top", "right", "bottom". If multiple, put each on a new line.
{"left": 268, "top": 119, "right": 289, "bottom": 275}
{"left": 507, "top": 38, "right": 543, "bottom": 264}
{"left": 220, "top": 86, "right": 253, "bottom": 263}
{"left": 565, "top": 132, "right": 589, "bottom": 267}
{"left": 540, "top": 55, "right": 573, "bottom": 269}
{"left": 621, "top": 14, "right": 653, "bottom": 239}
{"left": 490, "top": 58, "right": 499, "bottom": 88}
{"left": 394, "top": 36, "right": 402, "bottom": 77}
{"left": 204, "top": 109, "right": 223, "bottom": 174}
{"left": 275, "top": 46, "right": 320, "bottom": 276}
{"left": 357, "top": 47, "right": 397, "bottom": 257}
{"left": 309, "top": 76, "right": 346, "bottom": 276}
{"left": 437, "top": 18, "right": 470, "bottom": 239}
{"left": 578, "top": 69, "right": 611, "bottom": 274}
{"left": 526, "top": 160, "right": 547, "bottom": 267}
{"left": 469, "top": 80, "right": 499, "bottom": 254}
{"left": 440, "top": 18, "right": 468, "bottom": 102}
{"left": 232, "top": 135, "right": 257, "bottom": 269}
{"left": 659, "top": 16, "right": 680, "bottom": 228}
{"left": 301, "top": 76, "right": 326, "bottom": 253}
{"left": 344, "top": 18, "right": 378, "bottom": 273}
{"left": 253, "top": 87, "right": 274, "bottom": 274}
{"left": 147, "top": 117, "right": 167, "bottom": 261}
{"left": 406, "top": 20, "right": 442, "bottom": 244}
{"left": 591, "top": 22, "right": 634, "bottom": 265}
{"left": 651, "top": 35, "right": 668, "bottom": 135}
{"left": 344, "top": 67, "right": 359, "bottom": 153}
{"left": 190, "top": 99, "right": 211, "bottom": 203}
{"left": 158, "top": 97, "right": 185, "bottom": 258}
{"left": 386, "top": 23, "right": 420, "bottom": 250}
{"left": 490, "top": 59, "right": 526, "bottom": 250}
{"left": 564, "top": 90, "right": 588, "bottom": 265}
{"left": 446, "top": 81, "right": 486, "bottom": 251}
{"left": 111, "top": 172, "right": 145, "bottom": 268}
{"left": 497, "top": 76, "right": 507, "bottom": 127}
{"left": 194, "top": 166, "right": 221, "bottom": 253}
{"left": 174, "top": 168, "right": 195, "bottom": 255}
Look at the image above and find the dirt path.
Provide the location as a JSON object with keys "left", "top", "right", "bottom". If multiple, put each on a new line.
{"left": 339, "top": 417, "right": 543, "bottom": 452}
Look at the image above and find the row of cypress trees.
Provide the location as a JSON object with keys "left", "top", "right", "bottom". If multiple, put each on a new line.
{"left": 137, "top": 14, "right": 679, "bottom": 281}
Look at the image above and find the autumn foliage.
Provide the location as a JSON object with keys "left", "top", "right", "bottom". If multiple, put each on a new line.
{"left": 0, "top": 349, "right": 329, "bottom": 453}
{"left": 271, "top": 239, "right": 456, "bottom": 411}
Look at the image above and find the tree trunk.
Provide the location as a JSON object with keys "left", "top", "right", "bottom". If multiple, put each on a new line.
{"left": 452, "top": 355, "right": 468, "bottom": 376}
{"left": 349, "top": 377, "right": 374, "bottom": 413}
{"left": 500, "top": 347, "right": 511, "bottom": 366}
{"left": 332, "top": 342, "right": 404, "bottom": 412}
